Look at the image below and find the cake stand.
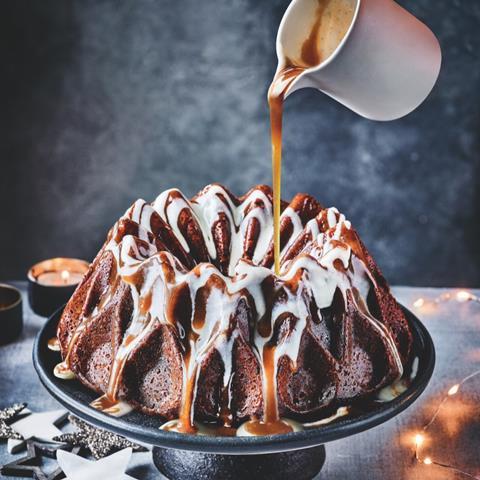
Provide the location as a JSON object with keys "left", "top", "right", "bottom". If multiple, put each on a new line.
{"left": 33, "top": 306, "right": 435, "bottom": 480}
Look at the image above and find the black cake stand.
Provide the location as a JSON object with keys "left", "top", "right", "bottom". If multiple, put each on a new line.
{"left": 33, "top": 307, "right": 435, "bottom": 480}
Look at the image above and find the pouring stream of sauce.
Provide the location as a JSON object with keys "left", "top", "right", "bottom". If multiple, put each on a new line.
{"left": 262, "top": 0, "right": 355, "bottom": 433}
{"left": 268, "top": 0, "right": 354, "bottom": 276}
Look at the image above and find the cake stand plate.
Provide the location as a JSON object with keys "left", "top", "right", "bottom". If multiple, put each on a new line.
{"left": 33, "top": 306, "right": 434, "bottom": 480}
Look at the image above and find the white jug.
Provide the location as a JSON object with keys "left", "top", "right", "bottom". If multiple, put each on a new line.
{"left": 276, "top": 0, "right": 442, "bottom": 120}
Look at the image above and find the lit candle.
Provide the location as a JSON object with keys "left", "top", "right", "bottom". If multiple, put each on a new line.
{"left": 36, "top": 269, "right": 85, "bottom": 287}
{"left": 27, "top": 258, "right": 89, "bottom": 317}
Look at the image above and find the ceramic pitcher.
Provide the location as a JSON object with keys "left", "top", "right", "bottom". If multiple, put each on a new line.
{"left": 277, "top": 0, "right": 442, "bottom": 120}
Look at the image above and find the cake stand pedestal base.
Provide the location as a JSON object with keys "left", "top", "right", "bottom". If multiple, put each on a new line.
{"left": 152, "top": 444, "right": 326, "bottom": 480}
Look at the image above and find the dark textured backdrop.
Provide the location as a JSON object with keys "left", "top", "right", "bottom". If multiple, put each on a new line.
{"left": 0, "top": 0, "right": 478, "bottom": 285}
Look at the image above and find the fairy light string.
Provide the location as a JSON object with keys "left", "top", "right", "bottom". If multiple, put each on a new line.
{"left": 412, "top": 289, "right": 480, "bottom": 479}
{"left": 413, "top": 290, "right": 480, "bottom": 309}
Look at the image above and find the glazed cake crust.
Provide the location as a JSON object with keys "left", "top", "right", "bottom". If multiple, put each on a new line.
{"left": 57, "top": 184, "right": 412, "bottom": 430}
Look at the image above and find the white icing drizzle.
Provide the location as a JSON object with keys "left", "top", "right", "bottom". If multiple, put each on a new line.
{"left": 54, "top": 362, "right": 75, "bottom": 380}
{"left": 302, "top": 406, "right": 350, "bottom": 427}
{"left": 376, "top": 379, "right": 408, "bottom": 402}
{"left": 153, "top": 189, "right": 195, "bottom": 253}
{"left": 410, "top": 356, "right": 419, "bottom": 380}
{"left": 47, "top": 337, "right": 61, "bottom": 352}
{"left": 64, "top": 185, "right": 404, "bottom": 432}
{"left": 279, "top": 207, "right": 304, "bottom": 256}
{"left": 89, "top": 396, "right": 133, "bottom": 417}
{"left": 190, "top": 184, "right": 276, "bottom": 275}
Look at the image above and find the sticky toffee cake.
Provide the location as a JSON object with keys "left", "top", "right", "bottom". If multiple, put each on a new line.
{"left": 54, "top": 184, "right": 413, "bottom": 436}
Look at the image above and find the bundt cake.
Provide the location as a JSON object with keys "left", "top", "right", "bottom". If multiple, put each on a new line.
{"left": 54, "top": 183, "right": 413, "bottom": 436}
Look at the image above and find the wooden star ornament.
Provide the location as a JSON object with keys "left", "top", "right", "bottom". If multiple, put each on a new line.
{"left": 53, "top": 415, "right": 147, "bottom": 459}
{"left": 0, "top": 438, "right": 81, "bottom": 480}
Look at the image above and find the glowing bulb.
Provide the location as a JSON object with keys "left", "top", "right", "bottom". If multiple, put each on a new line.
{"left": 456, "top": 291, "right": 471, "bottom": 303}
{"left": 448, "top": 384, "right": 460, "bottom": 396}
{"left": 413, "top": 298, "right": 425, "bottom": 308}
{"left": 415, "top": 434, "right": 424, "bottom": 447}
{"left": 61, "top": 270, "right": 70, "bottom": 283}
{"left": 423, "top": 457, "right": 432, "bottom": 465}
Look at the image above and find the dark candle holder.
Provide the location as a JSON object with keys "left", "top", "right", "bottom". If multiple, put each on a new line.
{"left": 27, "top": 258, "right": 89, "bottom": 317}
{"left": 0, "top": 283, "right": 23, "bottom": 345}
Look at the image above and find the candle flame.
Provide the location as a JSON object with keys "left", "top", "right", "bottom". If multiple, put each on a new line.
{"left": 423, "top": 457, "right": 432, "bottom": 465}
{"left": 61, "top": 270, "right": 70, "bottom": 283}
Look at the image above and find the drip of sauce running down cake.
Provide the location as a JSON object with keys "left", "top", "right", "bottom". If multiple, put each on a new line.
{"left": 255, "top": 0, "right": 356, "bottom": 435}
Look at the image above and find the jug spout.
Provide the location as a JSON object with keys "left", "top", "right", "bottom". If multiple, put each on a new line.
{"left": 277, "top": 0, "right": 441, "bottom": 121}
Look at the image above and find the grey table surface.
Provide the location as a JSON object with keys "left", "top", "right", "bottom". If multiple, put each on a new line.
{"left": 1, "top": 282, "right": 479, "bottom": 479}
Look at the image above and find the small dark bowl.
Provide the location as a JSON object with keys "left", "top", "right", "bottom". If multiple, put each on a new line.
{"left": 0, "top": 284, "right": 23, "bottom": 345}
{"left": 33, "top": 305, "right": 435, "bottom": 479}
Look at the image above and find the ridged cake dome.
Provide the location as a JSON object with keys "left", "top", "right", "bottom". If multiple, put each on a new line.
{"left": 56, "top": 184, "right": 412, "bottom": 435}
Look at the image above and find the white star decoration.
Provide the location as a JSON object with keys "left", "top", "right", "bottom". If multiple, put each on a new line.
{"left": 7, "top": 409, "right": 67, "bottom": 453}
{"left": 57, "top": 447, "right": 137, "bottom": 480}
